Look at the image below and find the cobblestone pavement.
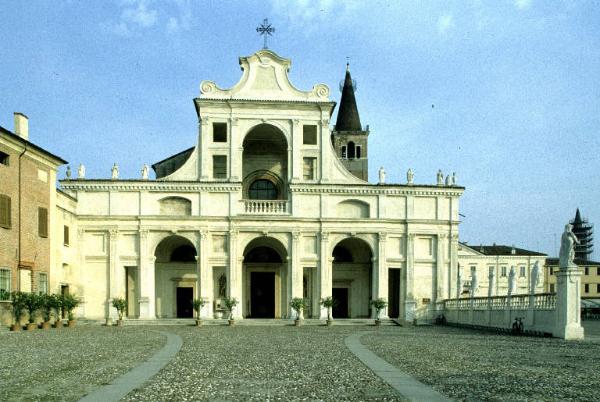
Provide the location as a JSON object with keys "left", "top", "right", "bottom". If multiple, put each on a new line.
{"left": 363, "top": 324, "right": 600, "bottom": 402}
{"left": 125, "top": 325, "right": 403, "bottom": 401}
{"left": 0, "top": 326, "right": 164, "bottom": 401}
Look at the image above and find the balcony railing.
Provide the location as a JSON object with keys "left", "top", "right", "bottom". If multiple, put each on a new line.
{"left": 242, "top": 200, "right": 289, "bottom": 215}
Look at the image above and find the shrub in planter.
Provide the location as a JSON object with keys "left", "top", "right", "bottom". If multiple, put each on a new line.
{"left": 23, "top": 292, "right": 42, "bottom": 330}
{"left": 111, "top": 297, "right": 127, "bottom": 326}
{"left": 9, "top": 291, "right": 27, "bottom": 331}
{"left": 62, "top": 294, "right": 80, "bottom": 327}
{"left": 320, "top": 296, "right": 336, "bottom": 326}
{"left": 193, "top": 298, "right": 207, "bottom": 326}
{"left": 223, "top": 297, "right": 238, "bottom": 325}
{"left": 48, "top": 294, "right": 63, "bottom": 328}
{"left": 370, "top": 298, "right": 388, "bottom": 325}
{"left": 290, "top": 297, "right": 307, "bottom": 325}
{"left": 39, "top": 294, "right": 54, "bottom": 330}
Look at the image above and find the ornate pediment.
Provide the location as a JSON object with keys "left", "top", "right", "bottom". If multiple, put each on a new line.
{"left": 199, "top": 50, "right": 330, "bottom": 102}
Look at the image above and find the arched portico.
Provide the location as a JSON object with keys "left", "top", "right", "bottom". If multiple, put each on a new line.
{"left": 331, "top": 237, "right": 373, "bottom": 318}
{"left": 241, "top": 236, "right": 288, "bottom": 318}
{"left": 154, "top": 235, "right": 198, "bottom": 318}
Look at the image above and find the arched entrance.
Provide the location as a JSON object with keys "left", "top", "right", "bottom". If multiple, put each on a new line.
{"left": 154, "top": 235, "right": 197, "bottom": 318}
{"left": 242, "top": 237, "right": 288, "bottom": 318}
{"left": 331, "top": 237, "right": 373, "bottom": 318}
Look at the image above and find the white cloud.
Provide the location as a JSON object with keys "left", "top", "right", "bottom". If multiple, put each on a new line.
{"left": 105, "top": 0, "right": 193, "bottom": 37}
{"left": 269, "top": 0, "right": 361, "bottom": 33}
{"left": 166, "top": 0, "right": 193, "bottom": 34}
{"left": 121, "top": 0, "right": 157, "bottom": 28}
{"left": 437, "top": 14, "right": 455, "bottom": 35}
{"left": 515, "top": 0, "right": 532, "bottom": 10}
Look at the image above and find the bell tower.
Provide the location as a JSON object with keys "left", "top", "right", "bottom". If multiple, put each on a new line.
{"left": 331, "top": 64, "right": 369, "bottom": 181}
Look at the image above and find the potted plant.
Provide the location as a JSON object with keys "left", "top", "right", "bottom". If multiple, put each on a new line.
{"left": 223, "top": 297, "right": 238, "bottom": 326}
{"left": 62, "top": 294, "right": 80, "bottom": 327}
{"left": 39, "top": 294, "right": 53, "bottom": 329}
{"left": 23, "top": 292, "right": 41, "bottom": 330}
{"left": 9, "top": 291, "right": 26, "bottom": 331}
{"left": 370, "top": 298, "right": 388, "bottom": 326}
{"left": 290, "top": 297, "right": 307, "bottom": 326}
{"left": 111, "top": 297, "right": 127, "bottom": 326}
{"left": 193, "top": 298, "right": 207, "bottom": 326}
{"left": 49, "top": 294, "right": 63, "bottom": 328}
{"left": 320, "top": 296, "right": 336, "bottom": 326}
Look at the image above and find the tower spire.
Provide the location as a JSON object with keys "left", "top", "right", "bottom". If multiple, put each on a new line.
{"left": 335, "top": 66, "right": 362, "bottom": 131}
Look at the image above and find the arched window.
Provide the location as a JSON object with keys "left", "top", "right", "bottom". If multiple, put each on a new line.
{"left": 248, "top": 179, "right": 278, "bottom": 200}
{"left": 347, "top": 142, "right": 356, "bottom": 159}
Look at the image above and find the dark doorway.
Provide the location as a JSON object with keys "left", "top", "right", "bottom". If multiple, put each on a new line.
{"left": 250, "top": 272, "right": 275, "bottom": 318}
{"left": 176, "top": 287, "right": 193, "bottom": 318}
{"left": 388, "top": 269, "right": 401, "bottom": 318}
{"left": 332, "top": 288, "right": 349, "bottom": 318}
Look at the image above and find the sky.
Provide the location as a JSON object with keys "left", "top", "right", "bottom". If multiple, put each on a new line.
{"left": 1, "top": 0, "right": 598, "bottom": 259}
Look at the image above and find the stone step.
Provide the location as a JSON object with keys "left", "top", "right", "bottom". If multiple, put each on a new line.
{"left": 120, "top": 318, "right": 399, "bottom": 327}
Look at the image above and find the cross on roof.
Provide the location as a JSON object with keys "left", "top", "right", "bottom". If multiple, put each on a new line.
{"left": 256, "top": 18, "right": 275, "bottom": 49}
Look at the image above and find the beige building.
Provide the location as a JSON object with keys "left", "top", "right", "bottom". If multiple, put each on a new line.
{"left": 0, "top": 114, "right": 66, "bottom": 304}
{"left": 545, "top": 258, "right": 600, "bottom": 298}
{"left": 51, "top": 49, "right": 465, "bottom": 323}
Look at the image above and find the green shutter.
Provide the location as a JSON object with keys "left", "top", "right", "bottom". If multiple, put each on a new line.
{"left": 0, "top": 195, "right": 10, "bottom": 229}
{"left": 38, "top": 207, "right": 48, "bottom": 238}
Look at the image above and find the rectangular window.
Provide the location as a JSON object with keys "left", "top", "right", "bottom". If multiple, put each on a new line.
{"left": 303, "top": 125, "right": 317, "bottom": 145}
{"left": 0, "top": 195, "right": 11, "bottom": 229}
{"left": 212, "top": 155, "right": 227, "bottom": 179}
{"left": 584, "top": 283, "right": 589, "bottom": 293}
{"left": 303, "top": 157, "right": 316, "bottom": 180}
{"left": 585, "top": 267, "right": 589, "bottom": 275}
{"left": 19, "top": 269, "right": 31, "bottom": 292}
{"left": 0, "top": 268, "right": 10, "bottom": 299}
{"left": 488, "top": 266, "right": 494, "bottom": 275}
{"left": 501, "top": 266, "right": 507, "bottom": 277}
{"left": 550, "top": 284, "right": 555, "bottom": 293}
{"left": 597, "top": 267, "right": 600, "bottom": 275}
{"left": 597, "top": 283, "right": 600, "bottom": 293}
{"left": 341, "top": 146, "right": 347, "bottom": 158}
{"left": 38, "top": 272, "right": 48, "bottom": 294}
{"left": 212, "top": 123, "right": 227, "bottom": 142}
{"left": 64, "top": 225, "right": 70, "bottom": 246}
{"left": 519, "top": 266, "right": 526, "bottom": 277}
{"left": 356, "top": 145, "right": 361, "bottom": 159}
{"left": 38, "top": 207, "right": 48, "bottom": 238}
{"left": 470, "top": 266, "right": 476, "bottom": 275}
{"left": 0, "top": 151, "right": 9, "bottom": 166}
{"left": 549, "top": 267, "right": 553, "bottom": 275}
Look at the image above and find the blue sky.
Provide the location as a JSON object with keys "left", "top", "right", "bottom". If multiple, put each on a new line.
{"left": 1, "top": 0, "right": 598, "bottom": 258}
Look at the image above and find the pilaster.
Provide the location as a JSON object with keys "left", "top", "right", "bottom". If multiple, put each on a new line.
{"left": 291, "top": 119, "right": 301, "bottom": 182}
{"left": 318, "top": 231, "right": 331, "bottom": 319}
{"left": 374, "top": 232, "right": 388, "bottom": 319}
{"left": 138, "top": 229, "right": 155, "bottom": 319}
{"left": 198, "top": 230, "right": 213, "bottom": 318}
{"left": 227, "top": 229, "right": 242, "bottom": 319}
{"left": 230, "top": 118, "right": 241, "bottom": 181}
{"left": 436, "top": 233, "right": 448, "bottom": 301}
{"left": 403, "top": 233, "right": 416, "bottom": 322}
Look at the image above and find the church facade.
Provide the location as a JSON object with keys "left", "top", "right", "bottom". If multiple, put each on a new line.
{"left": 55, "top": 50, "right": 464, "bottom": 322}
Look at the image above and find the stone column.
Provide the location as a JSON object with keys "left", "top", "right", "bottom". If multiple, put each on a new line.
{"left": 290, "top": 231, "right": 303, "bottom": 318}
{"left": 107, "top": 229, "right": 120, "bottom": 324}
{"left": 291, "top": 120, "right": 301, "bottom": 182}
{"left": 138, "top": 229, "right": 156, "bottom": 319}
{"left": 227, "top": 229, "right": 242, "bottom": 319}
{"left": 198, "top": 231, "right": 213, "bottom": 319}
{"left": 318, "top": 232, "right": 331, "bottom": 319}
{"left": 404, "top": 233, "right": 416, "bottom": 322}
{"left": 554, "top": 265, "right": 584, "bottom": 340}
{"left": 373, "top": 232, "right": 388, "bottom": 319}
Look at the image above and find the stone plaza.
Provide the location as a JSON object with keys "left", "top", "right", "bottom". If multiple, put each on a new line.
{"left": 1, "top": 322, "right": 599, "bottom": 401}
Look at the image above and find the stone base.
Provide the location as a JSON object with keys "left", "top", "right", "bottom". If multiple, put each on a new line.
{"left": 556, "top": 324, "right": 585, "bottom": 341}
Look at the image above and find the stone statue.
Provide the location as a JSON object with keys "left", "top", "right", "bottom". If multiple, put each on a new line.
{"left": 488, "top": 269, "right": 495, "bottom": 298}
{"left": 530, "top": 261, "right": 540, "bottom": 294}
{"left": 452, "top": 172, "right": 456, "bottom": 185}
{"left": 65, "top": 165, "right": 72, "bottom": 179}
{"left": 470, "top": 269, "right": 478, "bottom": 298}
{"left": 445, "top": 175, "right": 451, "bottom": 186}
{"left": 218, "top": 274, "right": 227, "bottom": 297}
{"left": 407, "top": 168, "right": 414, "bottom": 184}
{"left": 378, "top": 167, "right": 386, "bottom": 184}
{"left": 141, "top": 164, "right": 149, "bottom": 180}
{"left": 77, "top": 163, "right": 85, "bottom": 179}
{"left": 508, "top": 266, "right": 516, "bottom": 296}
{"left": 437, "top": 169, "right": 444, "bottom": 185}
{"left": 559, "top": 223, "right": 580, "bottom": 268}
{"left": 111, "top": 163, "right": 119, "bottom": 180}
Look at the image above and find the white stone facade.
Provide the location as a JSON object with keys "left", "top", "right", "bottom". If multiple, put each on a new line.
{"left": 56, "top": 50, "right": 464, "bottom": 322}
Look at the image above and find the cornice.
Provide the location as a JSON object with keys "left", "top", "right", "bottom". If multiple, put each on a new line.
{"left": 289, "top": 184, "right": 464, "bottom": 197}
{"left": 60, "top": 180, "right": 242, "bottom": 192}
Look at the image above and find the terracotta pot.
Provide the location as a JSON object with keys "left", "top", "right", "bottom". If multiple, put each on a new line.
{"left": 228, "top": 319, "right": 235, "bottom": 326}
{"left": 26, "top": 323, "right": 37, "bottom": 331}
{"left": 10, "top": 324, "right": 21, "bottom": 332}
{"left": 326, "top": 319, "right": 333, "bottom": 326}
{"left": 195, "top": 319, "right": 203, "bottom": 327}
{"left": 54, "top": 320, "right": 63, "bottom": 329}
{"left": 116, "top": 319, "right": 124, "bottom": 327}
{"left": 41, "top": 321, "right": 51, "bottom": 330}
{"left": 294, "top": 319, "right": 303, "bottom": 326}
{"left": 67, "top": 320, "right": 76, "bottom": 328}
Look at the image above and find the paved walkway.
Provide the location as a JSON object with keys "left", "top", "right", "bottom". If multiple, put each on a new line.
{"left": 79, "top": 331, "right": 182, "bottom": 402}
{"left": 345, "top": 332, "right": 452, "bottom": 402}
